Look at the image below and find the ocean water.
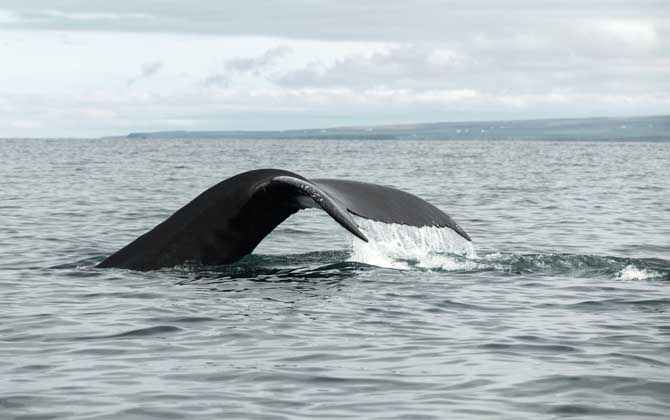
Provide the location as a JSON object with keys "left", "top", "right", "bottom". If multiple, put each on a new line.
{"left": 1, "top": 138, "right": 669, "bottom": 419}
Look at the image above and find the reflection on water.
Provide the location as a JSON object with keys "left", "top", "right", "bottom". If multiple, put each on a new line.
{"left": 173, "top": 252, "right": 372, "bottom": 286}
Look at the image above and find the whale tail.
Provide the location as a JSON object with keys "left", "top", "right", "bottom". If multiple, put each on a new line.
{"left": 97, "top": 169, "right": 470, "bottom": 271}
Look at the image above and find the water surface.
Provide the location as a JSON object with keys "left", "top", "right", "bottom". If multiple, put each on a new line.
{"left": 1, "top": 139, "right": 669, "bottom": 419}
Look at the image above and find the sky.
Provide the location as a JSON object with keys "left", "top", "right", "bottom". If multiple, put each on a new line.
{"left": 1, "top": 0, "right": 668, "bottom": 137}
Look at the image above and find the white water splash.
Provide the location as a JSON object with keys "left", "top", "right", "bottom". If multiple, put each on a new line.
{"left": 348, "top": 217, "right": 478, "bottom": 270}
{"left": 616, "top": 264, "right": 659, "bottom": 281}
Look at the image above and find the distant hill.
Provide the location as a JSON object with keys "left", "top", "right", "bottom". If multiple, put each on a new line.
{"left": 119, "top": 115, "right": 670, "bottom": 141}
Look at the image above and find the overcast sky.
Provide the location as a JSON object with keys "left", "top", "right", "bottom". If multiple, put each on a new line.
{"left": 1, "top": 0, "right": 668, "bottom": 137}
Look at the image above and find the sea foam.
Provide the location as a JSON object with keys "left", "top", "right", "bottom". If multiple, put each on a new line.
{"left": 348, "top": 216, "right": 478, "bottom": 270}
{"left": 616, "top": 264, "right": 660, "bottom": 281}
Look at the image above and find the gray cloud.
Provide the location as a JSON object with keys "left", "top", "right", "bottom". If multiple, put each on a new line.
{"left": 203, "top": 73, "right": 228, "bottom": 88}
{"left": 225, "top": 46, "right": 291, "bottom": 73}
{"left": 2, "top": 1, "right": 667, "bottom": 42}
{"left": 1, "top": 1, "right": 668, "bottom": 136}
{"left": 275, "top": 38, "right": 670, "bottom": 97}
{"left": 203, "top": 46, "right": 292, "bottom": 87}
{"left": 141, "top": 60, "right": 162, "bottom": 77}
{"left": 7, "top": 1, "right": 664, "bottom": 98}
{"left": 127, "top": 60, "right": 162, "bottom": 86}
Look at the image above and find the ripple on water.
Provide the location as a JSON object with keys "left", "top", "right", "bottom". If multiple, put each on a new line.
{"left": 2, "top": 139, "right": 670, "bottom": 419}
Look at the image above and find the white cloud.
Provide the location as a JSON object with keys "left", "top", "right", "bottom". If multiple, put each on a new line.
{"left": 0, "top": 8, "right": 18, "bottom": 23}
{"left": 11, "top": 119, "right": 42, "bottom": 129}
{"left": 0, "top": 1, "right": 668, "bottom": 137}
{"left": 38, "top": 10, "right": 155, "bottom": 22}
{"left": 585, "top": 19, "right": 659, "bottom": 50}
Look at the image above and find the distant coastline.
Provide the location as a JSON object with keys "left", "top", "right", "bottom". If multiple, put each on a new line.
{"left": 106, "top": 115, "right": 670, "bottom": 142}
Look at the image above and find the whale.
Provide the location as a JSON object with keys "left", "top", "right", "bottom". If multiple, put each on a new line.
{"left": 97, "top": 169, "right": 470, "bottom": 271}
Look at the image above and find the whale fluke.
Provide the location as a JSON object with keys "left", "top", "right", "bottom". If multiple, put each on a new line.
{"left": 97, "top": 169, "right": 470, "bottom": 271}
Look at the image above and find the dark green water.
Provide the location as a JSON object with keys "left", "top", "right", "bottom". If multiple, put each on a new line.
{"left": 1, "top": 139, "right": 669, "bottom": 419}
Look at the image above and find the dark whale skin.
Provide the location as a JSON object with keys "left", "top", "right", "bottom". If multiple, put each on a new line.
{"left": 97, "top": 169, "right": 470, "bottom": 271}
